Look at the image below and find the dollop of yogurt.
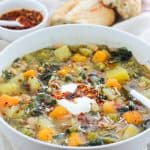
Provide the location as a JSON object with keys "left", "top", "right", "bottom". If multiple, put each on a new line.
{"left": 61, "top": 83, "right": 78, "bottom": 93}
{"left": 58, "top": 96, "right": 96, "bottom": 115}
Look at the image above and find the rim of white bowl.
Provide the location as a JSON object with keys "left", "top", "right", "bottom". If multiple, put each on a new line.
{"left": 0, "top": 0, "right": 49, "bottom": 32}
{"left": 0, "top": 24, "right": 150, "bottom": 149}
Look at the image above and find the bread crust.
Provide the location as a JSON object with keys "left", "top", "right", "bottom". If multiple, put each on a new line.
{"left": 51, "top": 0, "right": 79, "bottom": 25}
{"left": 102, "top": 0, "right": 142, "bottom": 19}
{"left": 51, "top": 0, "right": 115, "bottom": 26}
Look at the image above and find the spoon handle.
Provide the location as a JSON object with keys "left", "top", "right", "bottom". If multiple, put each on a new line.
{"left": 130, "top": 89, "right": 150, "bottom": 109}
{"left": 0, "top": 20, "right": 22, "bottom": 27}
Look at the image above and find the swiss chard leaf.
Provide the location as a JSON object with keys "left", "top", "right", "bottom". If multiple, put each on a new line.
{"left": 39, "top": 64, "right": 60, "bottom": 85}
{"left": 83, "top": 138, "right": 104, "bottom": 146}
{"left": 26, "top": 93, "right": 57, "bottom": 116}
{"left": 2, "top": 70, "right": 14, "bottom": 80}
{"left": 110, "top": 47, "right": 132, "bottom": 63}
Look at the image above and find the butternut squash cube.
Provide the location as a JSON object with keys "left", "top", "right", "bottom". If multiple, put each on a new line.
{"left": 37, "top": 128, "right": 56, "bottom": 141}
{"left": 72, "top": 54, "right": 87, "bottom": 62}
{"left": 92, "top": 50, "right": 108, "bottom": 63}
{"left": 57, "top": 67, "right": 71, "bottom": 77}
{"left": 106, "top": 78, "right": 121, "bottom": 89}
{"left": 123, "top": 111, "right": 143, "bottom": 125}
{"left": 68, "top": 132, "right": 83, "bottom": 146}
{"left": 103, "top": 101, "right": 116, "bottom": 114}
{"left": 0, "top": 95, "right": 19, "bottom": 108}
{"left": 23, "top": 70, "right": 36, "bottom": 78}
{"left": 49, "top": 106, "right": 70, "bottom": 119}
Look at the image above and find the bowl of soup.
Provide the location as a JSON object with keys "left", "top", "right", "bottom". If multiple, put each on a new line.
{"left": 0, "top": 0, "right": 49, "bottom": 41}
{"left": 0, "top": 24, "right": 150, "bottom": 150}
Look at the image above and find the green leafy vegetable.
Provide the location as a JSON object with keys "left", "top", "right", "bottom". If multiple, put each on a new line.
{"left": 83, "top": 138, "right": 104, "bottom": 146}
{"left": 143, "top": 119, "right": 150, "bottom": 129}
{"left": 102, "top": 134, "right": 118, "bottom": 144}
{"left": 20, "top": 127, "right": 34, "bottom": 137}
{"left": 110, "top": 47, "right": 132, "bottom": 62}
{"left": 23, "top": 48, "right": 53, "bottom": 63}
{"left": 35, "top": 93, "right": 57, "bottom": 106}
{"left": 27, "top": 100, "right": 43, "bottom": 116}
{"left": 26, "top": 93, "right": 57, "bottom": 116}
{"left": 39, "top": 64, "right": 60, "bottom": 84}
{"left": 2, "top": 70, "right": 14, "bottom": 80}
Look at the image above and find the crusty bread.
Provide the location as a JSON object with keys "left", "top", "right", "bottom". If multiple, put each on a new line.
{"left": 51, "top": 0, "right": 79, "bottom": 25}
{"left": 51, "top": 0, "right": 115, "bottom": 26}
{"left": 102, "top": 0, "right": 142, "bottom": 19}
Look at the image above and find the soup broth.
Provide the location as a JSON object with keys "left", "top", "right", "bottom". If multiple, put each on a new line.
{"left": 0, "top": 44, "right": 150, "bottom": 147}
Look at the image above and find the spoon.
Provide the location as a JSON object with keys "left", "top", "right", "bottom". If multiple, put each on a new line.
{"left": 130, "top": 89, "right": 150, "bottom": 108}
{"left": 0, "top": 20, "right": 23, "bottom": 27}
{"left": 124, "top": 85, "right": 150, "bottom": 109}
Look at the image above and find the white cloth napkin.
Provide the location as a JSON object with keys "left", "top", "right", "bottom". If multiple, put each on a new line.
{"left": 0, "top": 0, "right": 150, "bottom": 150}
{"left": 113, "top": 12, "right": 150, "bottom": 42}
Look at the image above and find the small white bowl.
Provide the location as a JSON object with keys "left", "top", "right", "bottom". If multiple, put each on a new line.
{"left": 0, "top": 0, "right": 49, "bottom": 41}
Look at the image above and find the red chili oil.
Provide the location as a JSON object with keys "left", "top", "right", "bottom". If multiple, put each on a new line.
{"left": 0, "top": 9, "right": 43, "bottom": 30}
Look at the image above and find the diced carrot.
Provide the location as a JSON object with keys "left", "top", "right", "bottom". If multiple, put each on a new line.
{"left": 23, "top": 70, "right": 37, "bottom": 78}
{"left": 0, "top": 95, "right": 19, "bottom": 108}
{"left": 49, "top": 106, "right": 70, "bottom": 119}
{"left": 72, "top": 54, "right": 87, "bottom": 62}
{"left": 92, "top": 50, "right": 108, "bottom": 63}
{"left": 37, "top": 128, "right": 56, "bottom": 141}
{"left": 57, "top": 67, "right": 71, "bottom": 77}
{"left": 106, "top": 78, "right": 121, "bottom": 89}
{"left": 68, "top": 132, "right": 84, "bottom": 146}
{"left": 103, "top": 101, "right": 116, "bottom": 114}
{"left": 123, "top": 111, "right": 143, "bottom": 125}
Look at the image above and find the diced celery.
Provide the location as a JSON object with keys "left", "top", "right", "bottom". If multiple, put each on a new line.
{"left": 79, "top": 48, "right": 93, "bottom": 56}
{"left": 87, "top": 132, "right": 98, "bottom": 141}
{"left": 107, "top": 113, "right": 119, "bottom": 122}
{"left": 94, "top": 62, "right": 106, "bottom": 71}
{"left": 27, "top": 77, "right": 41, "bottom": 92}
{"left": 21, "top": 128, "right": 34, "bottom": 137}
